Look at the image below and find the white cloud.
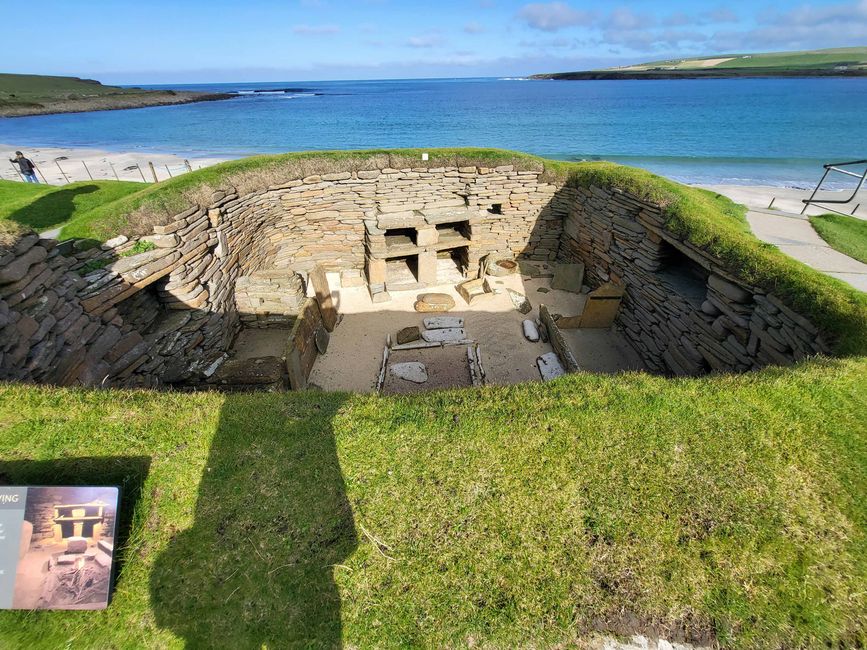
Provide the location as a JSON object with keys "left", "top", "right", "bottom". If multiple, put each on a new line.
{"left": 517, "top": 2, "right": 594, "bottom": 32}
{"left": 710, "top": 0, "right": 867, "bottom": 51}
{"left": 292, "top": 24, "right": 341, "bottom": 35}
{"left": 605, "top": 8, "right": 654, "bottom": 31}
{"left": 406, "top": 33, "right": 445, "bottom": 48}
{"left": 464, "top": 22, "right": 485, "bottom": 34}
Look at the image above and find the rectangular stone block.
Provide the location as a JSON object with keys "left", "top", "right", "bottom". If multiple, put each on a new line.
{"left": 417, "top": 251, "right": 438, "bottom": 285}
{"left": 366, "top": 257, "right": 387, "bottom": 285}
{"left": 416, "top": 226, "right": 438, "bottom": 246}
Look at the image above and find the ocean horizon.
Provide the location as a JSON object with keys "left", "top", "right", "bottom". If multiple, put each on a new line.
{"left": 2, "top": 76, "right": 866, "bottom": 188}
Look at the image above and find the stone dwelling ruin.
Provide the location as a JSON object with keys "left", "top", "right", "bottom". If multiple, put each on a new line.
{"left": 0, "top": 159, "right": 831, "bottom": 392}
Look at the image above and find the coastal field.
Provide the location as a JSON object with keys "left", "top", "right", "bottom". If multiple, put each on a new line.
{"left": 532, "top": 46, "right": 867, "bottom": 80}
{"left": 0, "top": 73, "right": 232, "bottom": 117}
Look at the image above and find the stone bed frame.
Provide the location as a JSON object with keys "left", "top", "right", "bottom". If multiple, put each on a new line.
{"left": 0, "top": 163, "right": 831, "bottom": 389}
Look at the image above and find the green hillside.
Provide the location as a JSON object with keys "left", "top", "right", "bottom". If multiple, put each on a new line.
{"left": 0, "top": 73, "right": 231, "bottom": 117}
{"left": 532, "top": 47, "right": 867, "bottom": 79}
{"left": 623, "top": 47, "right": 867, "bottom": 72}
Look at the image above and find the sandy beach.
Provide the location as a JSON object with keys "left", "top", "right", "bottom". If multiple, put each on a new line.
{"left": 702, "top": 184, "right": 867, "bottom": 219}
{"left": 1, "top": 143, "right": 232, "bottom": 185}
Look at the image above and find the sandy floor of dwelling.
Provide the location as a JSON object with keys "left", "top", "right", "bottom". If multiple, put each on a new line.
{"left": 305, "top": 267, "right": 645, "bottom": 393}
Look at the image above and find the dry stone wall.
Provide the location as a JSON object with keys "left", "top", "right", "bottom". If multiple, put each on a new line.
{"left": 0, "top": 161, "right": 832, "bottom": 389}
{"left": 558, "top": 185, "right": 831, "bottom": 375}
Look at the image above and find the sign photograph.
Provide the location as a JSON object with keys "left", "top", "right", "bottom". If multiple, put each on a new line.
{"left": 0, "top": 486, "right": 119, "bottom": 610}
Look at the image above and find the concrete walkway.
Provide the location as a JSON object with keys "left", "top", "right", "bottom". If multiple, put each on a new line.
{"left": 745, "top": 207, "right": 867, "bottom": 292}
{"left": 701, "top": 185, "right": 867, "bottom": 293}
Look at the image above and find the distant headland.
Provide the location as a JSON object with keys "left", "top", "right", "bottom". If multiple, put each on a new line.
{"left": 0, "top": 73, "right": 233, "bottom": 117}
{"left": 531, "top": 46, "right": 867, "bottom": 80}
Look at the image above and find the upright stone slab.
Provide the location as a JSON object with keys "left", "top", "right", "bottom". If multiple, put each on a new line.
{"left": 551, "top": 263, "right": 585, "bottom": 293}
{"left": 309, "top": 264, "right": 338, "bottom": 332}
{"left": 578, "top": 282, "right": 625, "bottom": 328}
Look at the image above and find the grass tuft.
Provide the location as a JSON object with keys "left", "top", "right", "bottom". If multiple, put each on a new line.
{"left": 810, "top": 213, "right": 867, "bottom": 264}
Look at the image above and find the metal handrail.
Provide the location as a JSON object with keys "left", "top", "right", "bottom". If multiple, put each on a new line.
{"left": 801, "top": 159, "right": 867, "bottom": 215}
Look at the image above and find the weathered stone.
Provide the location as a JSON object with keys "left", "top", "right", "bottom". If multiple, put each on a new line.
{"left": 101, "top": 235, "right": 129, "bottom": 250}
{"left": 390, "top": 362, "right": 428, "bottom": 383}
{"left": 550, "top": 263, "right": 585, "bottom": 293}
{"left": 0, "top": 245, "right": 47, "bottom": 285}
{"left": 414, "top": 293, "right": 455, "bottom": 312}
{"left": 522, "top": 319, "right": 540, "bottom": 342}
{"left": 709, "top": 274, "right": 752, "bottom": 303}
{"left": 424, "top": 317, "right": 464, "bottom": 329}
{"left": 577, "top": 282, "right": 624, "bottom": 328}
{"left": 507, "top": 289, "right": 532, "bottom": 314}
{"left": 458, "top": 279, "right": 493, "bottom": 305}
{"left": 314, "top": 327, "right": 330, "bottom": 354}
{"left": 211, "top": 356, "right": 285, "bottom": 387}
{"left": 108, "top": 247, "right": 174, "bottom": 275}
{"left": 486, "top": 258, "right": 518, "bottom": 277}
{"left": 421, "top": 327, "right": 467, "bottom": 343}
{"left": 396, "top": 326, "right": 421, "bottom": 344}
{"left": 536, "top": 352, "right": 565, "bottom": 381}
{"left": 66, "top": 536, "right": 88, "bottom": 554}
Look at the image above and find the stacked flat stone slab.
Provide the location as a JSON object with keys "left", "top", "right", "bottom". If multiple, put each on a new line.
{"left": 234, "top": 270, "right": 306, "bottom": 328}
{"left": 558, "top": 186, "right": 831, "bottom": 375}
{"left": 0, "top": 161, "right": 833, "bottom": 390}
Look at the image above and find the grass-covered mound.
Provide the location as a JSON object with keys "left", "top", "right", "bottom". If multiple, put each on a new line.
{"left": 810, "top": 213, "right": 867, "bottom": 264}
{"left": 0, "top": 179, "right": 143, "bottom": 235}
{"left": 32, "top": 148, "right": 866, "bottom": 355}
{"left": 0, "top": 359, "right": 865, "bottom": 648}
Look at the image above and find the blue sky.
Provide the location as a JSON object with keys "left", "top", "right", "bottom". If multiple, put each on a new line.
{"left": 6, "top": 0, "right": 867, "bottom": 83}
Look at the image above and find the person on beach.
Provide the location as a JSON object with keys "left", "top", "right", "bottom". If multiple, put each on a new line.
{"left": 10, "top": 151, "right": 39, "bottom": 183}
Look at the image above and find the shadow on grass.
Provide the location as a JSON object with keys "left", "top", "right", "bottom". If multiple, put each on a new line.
{"left": 6, "top": 184, "right": 98, "bottom": 231}
{"left": 150, "top": 391, "right": 357, "bottom": 648}
{"left": 0, "top": 455, "right": 151, "bottom": 582}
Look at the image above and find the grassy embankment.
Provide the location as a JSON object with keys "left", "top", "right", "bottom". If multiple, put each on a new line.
{"left": 0, "top": 73, "right": 232, "bottom": 117}
{"left": 810, "top": 213, "right": 867, "bottom": 264}
{"left": 532, "top": 46, "right": 867, "bottom": 79}
{"left": 0, "top": 360, "right": 865, "bottom": 648}
{"left": 0, "top": 179, "right": 143, "bottom": 235}
{"left": 1, "top": 149, "right": 866, "bottom": 647}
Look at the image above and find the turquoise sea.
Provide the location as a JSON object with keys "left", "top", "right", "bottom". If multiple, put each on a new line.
{"left": 2, "top": 77, "right": 866, "bottom": 187}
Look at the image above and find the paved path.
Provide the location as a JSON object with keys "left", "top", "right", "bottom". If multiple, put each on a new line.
{"left": 745, "top": 207, "right": 867, "bottom": 292}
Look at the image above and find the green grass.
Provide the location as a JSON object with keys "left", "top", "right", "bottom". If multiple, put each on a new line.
{"left": 2, "top": 148, "right": 867, "bottom": 647}
{"left": 0, "top": 179, "right": 143, "bottom": 233}
{"left": 0, "top": 358, "right": 865, "bottom": 648}
{"left": 0, "top": 73, "right": 141, "bottom": 112}
{"left": 0, "top": 73, "right": 130, "bottom": 100}
{"left": 810, "top": 213, "right": 867, "bottom": 264}
{"left": 607, "top": 47, "right": 867, "bottom": 72}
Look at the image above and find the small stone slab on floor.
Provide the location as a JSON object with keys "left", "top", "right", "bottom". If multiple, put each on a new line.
{"left": 414, "top": 293, "right": 455, "bottom": 312}
{"left": 422, "top": 328, "right": 468, "bottom": 343}
{"left": 537, "top": 352, "right": 565, "bottom": 381}
{"left": 507, "top": 289, "right": 532, "bottom": 314}
{"left": 390, "top": 362, "right": 428, "bottom": 383}
{"left": 397, "top": 326, "right": 421, "bottom": 344}
{"left": 523, "top": 319, "right": 540, "bottom": 342}
{"left": 424, "top": 316, "right": 464, "bottom": 329}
